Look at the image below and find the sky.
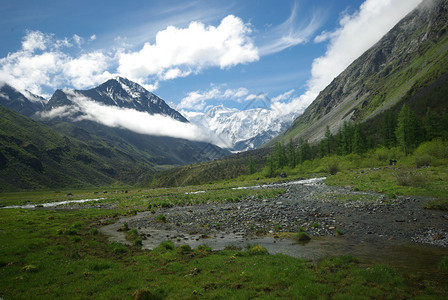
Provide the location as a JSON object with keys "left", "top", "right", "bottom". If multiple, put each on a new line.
{"left": 0, "top": 0, "right": 423, "bottom": 142}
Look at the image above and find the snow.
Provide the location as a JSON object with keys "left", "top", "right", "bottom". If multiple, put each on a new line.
{"left": 183, "top": 105, "right": 297, "bottom": 151}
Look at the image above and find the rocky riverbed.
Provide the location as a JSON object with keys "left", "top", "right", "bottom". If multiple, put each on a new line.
{"left": 100, "top": 178, "right": 448, "bottom": 251}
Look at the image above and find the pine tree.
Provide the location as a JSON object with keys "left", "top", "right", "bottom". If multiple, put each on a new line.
{"left": 423, "top": 107, "right": 438, "bottom": 141}
{"left": 286, "top": 139, "right": 296, "bottom": 168}
{"left": 381, "top": 110, "right": 397, "bottom": 148}
{"left": 298, "top": 139, "right": 311, "bottom": 163}
{"left": 352, "top": 125, "right": 367, "bottom": 154}
{"left": 273, "top": 142, "right": 287, "bottom": 169}
{"left": 319, "top": 126, "right": 335, "bottom": 157}
{"left": 338, "top": 122, "right": 354, "bottom": 155}
{"left": 396, "top": 105, "right": 422, "bottom": 155}
{"left": 247, "top": 156, "right": 256, "bottom": 175}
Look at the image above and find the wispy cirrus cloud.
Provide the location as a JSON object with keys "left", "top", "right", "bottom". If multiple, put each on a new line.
{"left": 258, "top": 2, "right": 325, "bottom": 56}
{"left": 276, "top": 0, "right": 423, "bottom": 117}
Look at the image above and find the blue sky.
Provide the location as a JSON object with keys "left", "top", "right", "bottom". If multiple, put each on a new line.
{"left": 0, "top": 0, "right": 422, "bottom": 115}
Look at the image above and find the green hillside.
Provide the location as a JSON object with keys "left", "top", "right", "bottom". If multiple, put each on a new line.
{"left": 0, "top": 105, "right": 156, "bottom": 191}
{"left": 270, "top": 0, "right": 448, "bottom": 146}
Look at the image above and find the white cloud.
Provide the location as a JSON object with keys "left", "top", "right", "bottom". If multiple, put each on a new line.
{"left": 72, "top": 34, "right": 83, "bottom": 47}
{"left": 0, "top": 31, "right": 114, "bottom": 96}
{"left": 39, "top": 91, "right": 226, "bottom": 147}
{"left": 90, "top": 34, "right": 97, "bottom": 41}
{"left": 118, "top": 15, "right": 259, "bottom": 81}
{"left": 177, "top": 86, "right": 249, "bottom": 111}
{"left": 276, "top": 0, "right": 423, "bottom": 117}
{"left": 21, "top": 30, "right": 49, "bottom": 52}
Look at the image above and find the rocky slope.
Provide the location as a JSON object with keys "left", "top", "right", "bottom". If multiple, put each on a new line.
{"left": 271, "top": 0, "right": 448, "bottom": 145}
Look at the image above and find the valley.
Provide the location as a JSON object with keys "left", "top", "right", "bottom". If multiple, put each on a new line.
{"left": 1, "top": 0, "right": 448, "bottom": 298}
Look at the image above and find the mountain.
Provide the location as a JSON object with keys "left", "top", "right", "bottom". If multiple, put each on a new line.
{"left": 184, "top": 105, "right": 295, "bottom": 152}
{"left": 270, "top": 0, "right": 448, "bottom": 146}
{"left": 0, "top": 77, "right": 230, "bottom": 190}
{"left": 45, "top": 76, "right": 188, "bottom": 122}
{"left": 0, "top": 82, "right": 45, "bottom": 117}
{"left": 0, "top": 104, "right": 158, "bottom": 191}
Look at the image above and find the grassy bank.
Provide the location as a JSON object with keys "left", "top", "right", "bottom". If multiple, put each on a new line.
{"left": 1, "top": 207, "right": 447, "bottom": 299}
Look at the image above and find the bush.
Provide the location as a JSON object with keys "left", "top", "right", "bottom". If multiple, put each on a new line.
{"left": 134, "top": 238, "right": 143, "bottom": 246}
{"left": 179, "top": 244, "right": 192, "bottom": 253}
{"left": 197, "top": 244, "right": 212, "bottom": 252}
{"left": 155, "top": 214, "right": 167, "bottom": 223}
{"left": 126, "top": 228, "right": 139, "bottom": 241}
{"left": 70, "top": 236, "right": 82, "bottom": 243}
{"left": 248, "top": 245, "right": 268, "bottom": 255}
{"left": 439, "top": 257, "right": 448, "bottom": 272}
{"left": 414, "top": 139, "right": 448, "bottom": 159}
{"left": 108, "top": 242, "right": 129, "bottom": 254}
{"left": 414, "top": 155, "right": 431, "bottom": 168}
{"left": 296, "top": 232, "right": 311, "bottom": 242}
{"left": 22, "top": 264, "right": 38, "bottom": 273}
{"left": 394, "top": 171, "right": 427, "bottom": 187}
{"left": 159, "top": 240, "right": 174, "bottom": 250}
{"left": 326, "top": 157, "right": 340, "bottom": 175}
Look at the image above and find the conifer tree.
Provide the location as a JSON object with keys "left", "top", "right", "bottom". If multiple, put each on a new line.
{"left": 381, "top": 110, "right": 397, "bottom": 148}
{"left": 247, "top": 156, "right": 256, "bottom": 175}
{"left": 338, "top": 122, "right": 354, "bottom": 155}
{"left": 319, "top": 126, "right": 335, "bottom": 157}
{"left": 298, "top": 139, "right": 311, "bottom": 163}
{"left": 286, "top": 139, "right": 297, "bottom": 168}
{"left": 396, "top": 105, "right": 422, "bottom": 155}
{"left": 423, "top": 107, "right": 438, "bottom": 141}
{"left": 352, "top": 125, "right": 367, "bottom": 154}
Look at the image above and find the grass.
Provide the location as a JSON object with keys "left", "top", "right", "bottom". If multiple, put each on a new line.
{"left": 1, "top": 206, "right": 445, "bottom": 299}
{"left": 1, "top": 149, "right": 448, "bottom": 298}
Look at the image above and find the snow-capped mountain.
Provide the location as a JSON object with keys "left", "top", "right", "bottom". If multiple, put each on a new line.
{"left": 183, "top": 105, "right": 296, "bottom": 151}
{"left": 0, "top": 82, "right": 45, "bottom": 117}
{"left": 45, "top": 76, "right": 187, "bottom": 122}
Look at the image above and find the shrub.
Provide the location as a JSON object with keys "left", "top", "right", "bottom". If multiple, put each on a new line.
{"left": 65, "top": 228, "right": 78, "bottom": 235}
{"left": 394, "top": 171, "right": 427, "bottom": 187}
{"left": 108, "top": 242, "right": 129, "bottom": 254}
{"left": 71, "top": 221, "right": 83, "bottom": 229}
{"left": 126, "top": 228, "right": 139, "bottom": 241}
{"left": 179, "top": 244, "right": 192, "bottom": 253}
{"left": 425, "top": 198, "right": 448, "bottom": 211}
{"left": 414, "top": 139, "right": 448, "bottom": 159}
{"left": 159, "top": 240, "right": 174, "bottom": 250}
{"left": 326, "top": 157, "right": 340, "bottom": 175}
{"left": 248, "top": 245, "right": 268, "bottom": 255}
{"left": 439, "top": 257, "right": 448, "bottom": 272}
{"left": 156, "top": 214, "right": 167, "bottom": 223}
{"left": 414, "top": 155, "right": 431, "bottom": 168}
{"left": 197, "top": 244, "right": 212, "bottom": 252}
{"left": 90, "top": 228, "right": 99, "bottom": 235}
{"left": 296, "top": 232, "right": 311, "bottom": 242}
{"left": 70, "top": 236, "right": 82, "bottom": 243}
{"left": 117, "top": 222, "right": 130, "bottom": 232}
{"left": 22, "top": 264, "right": 38, "bottom": 273}
{"left": 134, "top": 238, "right": 143, "bottom": 246}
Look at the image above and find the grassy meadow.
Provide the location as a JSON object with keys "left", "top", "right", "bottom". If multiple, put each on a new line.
{"left": 1, "top": 162, "right": 448, "bottom": 299}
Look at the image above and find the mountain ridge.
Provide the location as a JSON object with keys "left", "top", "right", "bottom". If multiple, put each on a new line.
{"left": 269, "top": 0, "right": 448, "bottom": 146}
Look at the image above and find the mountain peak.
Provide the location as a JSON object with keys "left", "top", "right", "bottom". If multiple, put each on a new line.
{"left": 45, "top": 77, "right": 188, "bottom": 122}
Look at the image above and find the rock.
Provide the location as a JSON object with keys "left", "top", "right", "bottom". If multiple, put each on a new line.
{"left": 280, "top": 172, "right": 287, "bottom": 178}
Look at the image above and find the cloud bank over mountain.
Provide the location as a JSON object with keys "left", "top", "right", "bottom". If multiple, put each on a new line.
{"left": 39, "top": 91, "right": 226, "bottom": 147}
